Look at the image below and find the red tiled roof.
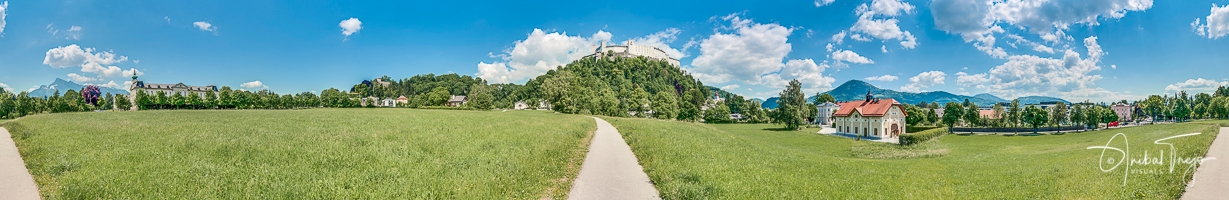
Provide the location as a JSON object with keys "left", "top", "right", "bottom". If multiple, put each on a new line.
{"left": 833, "top": 99, "right": 903, "bottom": 117}
{"left": 979, "top": 110, "right": 1000, "bottom": 119}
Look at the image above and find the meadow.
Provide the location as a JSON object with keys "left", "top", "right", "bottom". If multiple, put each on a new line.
{"left": 3, "top": 109, "right": 595, "bottom": 199}
{"left": 605, "top": 117, "right": 1224, "bottom": 199}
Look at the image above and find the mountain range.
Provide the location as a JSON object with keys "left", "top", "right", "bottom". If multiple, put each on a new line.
{"left": 28, "top": 78, "right": 129, "bottom": 97}
{"left": 753, "top": 80, "right": 1068, "bottom": 109}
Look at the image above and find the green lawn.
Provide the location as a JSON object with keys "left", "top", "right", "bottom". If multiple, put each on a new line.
{"left": 3, "top": 109, "right": 595, "bottom": 199}
{"left": 605, "top": 117, "right": 1224, "bottom": 199}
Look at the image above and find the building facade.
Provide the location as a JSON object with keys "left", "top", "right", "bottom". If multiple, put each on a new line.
{"left": 126, "top": 77, "right": 218, "bottom": 110}
{"left": 589, "top": 41, "right": 681, "bottom": 67}
{"left": 1111, "top": 102, "right": 1133, "bottom": 122}
{"left": 814, "top": 102, "right": 840, "bottom": 125}
{"left": 831, "top": 92, "right": 908, "bottom": 139}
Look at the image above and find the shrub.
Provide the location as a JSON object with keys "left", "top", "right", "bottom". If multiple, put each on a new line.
{"left": 899, "top": 127, "right": 948, "bottom": 146}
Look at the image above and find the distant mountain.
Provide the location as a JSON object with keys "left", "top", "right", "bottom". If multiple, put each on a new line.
{"left": 29, "top": 78, "right": 129, "bottom": 97}
{"left": 762, "top": 97, "right": 779, "bottom": 109}
{"left": 973, "top": 93, "right": 1008, "bottom": 102}
{"left": 761, "top": 80, "right": 1069, "bottom": 109}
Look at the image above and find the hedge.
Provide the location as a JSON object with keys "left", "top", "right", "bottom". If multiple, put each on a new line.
{"left": 899, "top": 127, "right": 948, "bottom": 146}
{"left": 906, "top": 126, "right": 940, "bottom": 133}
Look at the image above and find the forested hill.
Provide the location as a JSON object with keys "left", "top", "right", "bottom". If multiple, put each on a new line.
{"left": 525, "top": 56, "right": 712, "bottom": 117}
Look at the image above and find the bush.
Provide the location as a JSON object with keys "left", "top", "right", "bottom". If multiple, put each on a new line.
{"left": 417, "top": 106, "right": 478, "bottom": 110}
{"left": 899, "top": 127, "right": 948, "bottom": 146}
{"left": 906, "top": 126, "right": 940, "bottom": 133}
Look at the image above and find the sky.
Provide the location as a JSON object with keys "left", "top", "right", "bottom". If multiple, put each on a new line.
{"left": 2, "top": 0, "right": 1228, "bottom": 102}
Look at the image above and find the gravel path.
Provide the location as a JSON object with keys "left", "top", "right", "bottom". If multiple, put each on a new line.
{"left": 0, "top": 127, "right": 40, "bottom": 200}
{"left": 567, "top": 117, "right": 659, "bottom": 200}
{"left": 1182, "top": 127, "right": 1229, "bottom": 200}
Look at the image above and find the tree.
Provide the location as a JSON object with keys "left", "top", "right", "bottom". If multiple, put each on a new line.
{"left": 963, "top": 101, "right": 980, "bottom": 128}
{"left": 1070, "top": 104, "right": 1086, "bottom": 132}
{"left": 468, "top": 84, "right": 495, "bottom": 110}
{"left": 904, "top": 104, "right": 924, "bottom": 126}
{"left": 1007, "top": 99, "right": 1022, "bottom": 130}
{"left": 116, "top": 94, "right": 131, "bottom": 111}
{"left": 814, "top": 93, "right": 835, "bottom": 104}
{"left": 1023, "top": 105, "right": 1049, "bottom": 134}
{"left": 704, "top": 103, "right": 732, "bottom": 123}
{"left": 1173, "top": 95, "right": 1191, "bottom": 122}
{"left": 82, "top": 85, "right": 102, "bottom": 106}
{"left": 651, "top": 92, "right": 678, "bottom": 119}
{"left": 991, "top": 103, "right": 1006, "bottom": 128}
{"left": 1050, "top": 102, "right": 1068, "bottom": 133}
{"left": 629, "top": 86, "right": 651, "bottom": 118}
{"left": 925, "top": 108, "right": 939, "bottom": 125}
{"left": 942, "top": 102, "right": 963, "bottom": 133}
{"left": 772, "top": 80, "right": 808, "bottom": 130}
{"left": 427, "top": 87, "right": 452, "bottom": 106}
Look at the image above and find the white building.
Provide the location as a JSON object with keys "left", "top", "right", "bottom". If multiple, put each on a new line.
{"left": 126, "top": 77, "right": 218, "bottom": 110}
{"left": 815, "top": 102, "right": 840, "bottom": 125}
{"left": 590, "top": 40, "right": 680, "bottom": 67}
{"left": 832, "top": 92, "right": 908, "bottom": 139}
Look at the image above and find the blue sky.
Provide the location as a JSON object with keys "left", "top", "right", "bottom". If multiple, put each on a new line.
{"left": 2, "top": 0, "right": 1228, "bottom": 102}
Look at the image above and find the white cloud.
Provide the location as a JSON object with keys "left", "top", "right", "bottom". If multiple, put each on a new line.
{"left": 1004, "top": 34, "right": 1054, "bottom": 54}
{"left": 626, "top": 27, "right": 686, "bottom": 59}
{"left": 96, "top": 81, "right": 122, "bottom": 89}
{"left": 850, "top": 34, "right": 872, "bottom": 41}
{"left": 830, "top": 30, "right": 847, "bottom": 44}
{"left": 847, "top": 0, "right": 920, "bottom": 49}
{"left": 981, "top": 36, "right": 1107, "bottom": 99}
{"left": 688, "top": 14, "right": 794, "bottom": 84}
{"left": 760, "top": 59, "right": 837, "bottom": 94}
{"left": 122, "top": 68, "right": 143, "bottom": 77}
{"left": 720, "top": 84, "right": 740, "bottom": 90}
{"left": 932, "top": 0, "right": 1151, "bottom": 58}
{"left": 193, "top": 21, "right": 216, "bottom": 32}
{"left": 164, "top": 16, "right": 171, "bottom": 23}
{"left": 815, "top": 0, "right": 835, "bottom": 7}
{"left": 43, "top": 44, "right": 133, "bottom": 80}
{"left": 240, "top": 81, "right": 268, "bottom": 90}
{"left": 339, "top": 17, "right": 362, "bottom": 37}
{"left": 67, "top": 73, "right": 98, "bottom": 83}
{"left": 0, "top": 1, "right": 7, "bottom": 35}
{"left": 1191, "top": 4, "right": 1229, "bottom": 39}
{"left": 47, "top": 24, "right": 84, "bottom": 40}
{"left": 901, "top": 71, "right": 946, "bottom": 92}
{"left": 880, "top": 45, "right": 888, "bottom": 53}
{"left": 1165, "top": 78, "right": 1229, "bottom": 92}
{"left": 831, "top": 49, "right": 873, "bottom": 64}
{"left": 955, "top": 72, "right": 989, "bottom": 88}
{"left": 0, "top": 82, "right": 12, "bottom": 93}
{"left": 1111, "top": 64, "right": 1116, "bottom": 70}
{"left": 477, "top": 29, "right": 612, "bottom": 83}
{"left": 865, "top": 74, "right": 898, "bottom": 81}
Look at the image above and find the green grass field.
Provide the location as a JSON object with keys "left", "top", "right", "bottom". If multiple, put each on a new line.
{"left": 605, "top": 117, "right": 1223, "bottom": 199}
{"left": 3, "top": 109, "right": 595, "bottom": 199}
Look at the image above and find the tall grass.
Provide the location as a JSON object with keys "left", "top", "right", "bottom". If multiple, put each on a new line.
{"left": 4, "top": 109, "right": 594, "bottom": 199}
{"left": 604, "top": 117, "right": 1223, "bottom": 199}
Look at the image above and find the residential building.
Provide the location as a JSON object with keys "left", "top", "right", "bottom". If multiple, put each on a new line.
{"left": 396, "top": 95, "right": 409, "bottom": 104}
{"left": 1111, "top": 102, "right": 1133, "bottom": 121}
{"left": 447, "top": 95, "right": 468, "bottom": 107}
{"left": 978, "top": 110, "right": 1001, "bottom": 119}
{"left": 514, "top": 100, "right": 530, "bottom": 110}
{"left": 814, "top": 102, "right": 840, "bottom": 125}
{"left": 831, "top": 91, "right": 908, "bottom": 139}
{"left": 588, "top": 40, "right": 680, "bottom": 67}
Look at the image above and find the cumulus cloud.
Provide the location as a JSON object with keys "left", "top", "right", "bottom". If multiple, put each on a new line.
{"left": 689, "top": 14, "right": 794, "bottom": 84}
{"left": 1004, "top": 34, "right": 1054, "bottom": 54}
{"left": 846, "top": 0, "right": 920, "bottom": 49}
{"left": 339, "top": 17, "right": 362, "bottom": 37}
{"left": 720, "top": 84, "right": 740, "bottom": 90}
{"left": 43, "top": 44, "right": 135, "bottom": 83}
{"left": 193, "top": 21, "right": 216, "bottom": 32}
{"left": 476, "top": 29, "right": 612, "bottom": 83}
{"left": 978, "top": 36, "right": 1108, "bottom": 99}
{"left": 1192, "top": 4, "right": 1229, "bottom": 39}
{"left": 865, "top": 74, "right": 898, "bottom": 82}
{"left": 931, "top": 0, "right": 1151, "bottom": 58}
{"left": 96, "top": 81, "right": 122, "bottom": 89}
{"left": 955, "top": 72, "right": 990, "bottom": 89}
{"left": 67, "top": 73, "right": 98, "bottom": 83}
{"left": 0, "top": 82, "right": 12, "bottom": 93}
{"left": 626, "top": 27, "right": 686, "bottom": 59}
{"left": 830, "top": 30, "right": 847, "bottom": 44}
{"left": 0, "top": 1, "right": 7, "bottom": 35}
{"left": 901, "top": 71, "right": 946, "bottom": 92}
{"left": 815, "top": 0, "right": 835, "bottom": 7}
{"left": 831, "top": 49, "right": 874, "bottom": 64}
{"left": 240, "top": 81, "right": 268, "bottom": 90}
{"left": 760, "top": 59, "right": 837, "bottom": 94}
{"left": 1165, "top": 78, "right": 1229, "bottom": 92}
{"left": 123, "top": 68, "right": 143, "bottom": 77}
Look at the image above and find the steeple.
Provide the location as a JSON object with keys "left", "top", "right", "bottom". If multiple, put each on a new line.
{"left": 865, "top": 90, "right": 873, "bottom": 102}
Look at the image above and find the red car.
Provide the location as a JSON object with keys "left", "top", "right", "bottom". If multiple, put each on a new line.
{"left": 1108, "top": 122, "right": 1119, "bottom": 127}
